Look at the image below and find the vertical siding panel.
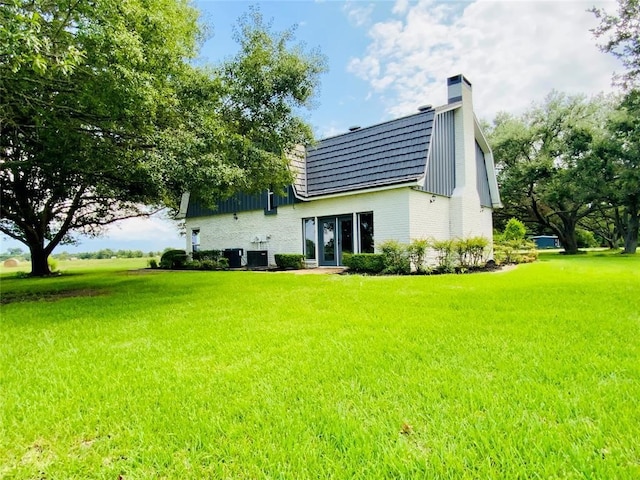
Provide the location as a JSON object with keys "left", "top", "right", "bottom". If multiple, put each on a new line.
{"left": 186, "top": 186, "right": 300, "bottom": 218}
{"left": 424, "top": 110, "right": 455, "bottom": 196}
{"left": 475, "top": 142, "right": 492, "bottom": 207}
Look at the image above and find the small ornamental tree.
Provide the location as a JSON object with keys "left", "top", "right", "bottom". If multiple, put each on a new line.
{"left": 503, "top": 218, "right": 527, "bottom": 241}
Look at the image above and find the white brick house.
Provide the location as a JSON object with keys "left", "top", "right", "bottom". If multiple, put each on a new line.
{"left": 178, "top": 75, "right": 501, "bottom": 268}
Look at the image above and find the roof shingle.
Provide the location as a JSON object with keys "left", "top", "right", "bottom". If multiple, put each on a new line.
{"left": 303, "top": 109, "right": 435, "bottom": 197}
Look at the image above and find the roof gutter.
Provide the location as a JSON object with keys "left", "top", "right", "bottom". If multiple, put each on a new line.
{"left": 293, "top": 179, "right": 422, "bottom": 202}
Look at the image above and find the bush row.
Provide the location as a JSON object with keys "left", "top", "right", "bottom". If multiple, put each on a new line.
{"left": 157, "top": 249, "right": 229, "bottom": 270}
{"left": 493, "top": 218, "right": 538, "bottom": 264}
{"left": 493, "top": 239, "right": 538, "bottom": 264}
{"left": 274, "top": 254, "right": 304, "bottom": 270}
{"left": 344, "top": 236, "right": 492, "bottom": 275}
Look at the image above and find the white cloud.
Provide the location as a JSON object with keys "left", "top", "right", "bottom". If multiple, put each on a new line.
{"left": 343, "top": 1, "right": 375, "bottom": 27}
{"left": 104, "top": 213, "right": 183, "bottom": 243}
{"left": 317, "top": 122, "right": 347, "bottom": 138}
{"left": 348, "top": 0, "right": 622, "bottom": 121}
{"left": 392, "top": 0, "right": 410, "bottom": 15}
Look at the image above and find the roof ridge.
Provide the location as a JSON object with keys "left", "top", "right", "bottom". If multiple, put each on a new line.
{"left": 313, "top": 108, "right": 436, "bottom": 144}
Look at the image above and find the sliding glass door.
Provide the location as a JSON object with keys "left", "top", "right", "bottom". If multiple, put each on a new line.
{"left": 318, "top": 215, "right": 353, "bottom": 266}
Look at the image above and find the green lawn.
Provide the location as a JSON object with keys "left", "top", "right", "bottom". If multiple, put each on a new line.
{"left": 1, "top": 253, "right": 639, "bottom": 478}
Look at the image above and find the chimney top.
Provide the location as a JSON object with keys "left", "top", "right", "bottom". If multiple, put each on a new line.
{"left": 447, "top": 74, "right": 472, "bottom": 88}
{"left": 447, "top": 74, "right": 472, "bottom": 104}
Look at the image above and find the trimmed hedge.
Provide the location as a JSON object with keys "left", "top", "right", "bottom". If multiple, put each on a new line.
{"left": 184, "top": 258, "right": 229, "bottom": 270}
{"left": 192, "top": 249, "right": 223, "bottom": 262}
{"left": 274, "top": 254, "right": 304, "bottom": 270}
{"left": 160, "top": 249, "right": 188, "bottom": 269}
{"left": 342, "top": 253, "right": 385, "bottom": 274}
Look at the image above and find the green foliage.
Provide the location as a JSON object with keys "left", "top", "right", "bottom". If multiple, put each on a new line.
{"left": 148, "top": 259, "right": 158, "bottom": 269}
{"left": 489, "top": 93, "right": 613, "bottom": 254}
{"left": 47, "top": 257, "right": 58, "bottom": 273}
{"left": 160, "top": 249, "right": 188, "bottom": 269}
{"left": 274, "top": 254, "right": 304, "bottom": 270}
{"left": 576, "top": 229, "right": 599, "bottom": 248}
{"left": 591, "top": 0, "right": 640, "bottom": 89}
{"left": 183, "top": 258, "right": 228, "bottom": 270}
{"left": 431, "top": 239, "right": 456, "bottom": 273}
{"left": 0, "top": 3, "right": 325, "bottom": 276}
{"left": 494, "top": 219, "right": 536, "bottom": 264}
{"left": 379, "top": 240, "right": 410, "bottom": 275}
{"left": 596, "top": 90, "right": 640, "bottom": 253}
{"left": 503, "top": 218, "right": 527, "bottom": 241}
{"left": 192, "top": 250, "right": 223, "bottom": 262}
{"left": 342, "top": 253, "right": 385, "bottom": 274}
{"left": 494, "top": 239, "right": 538, "bottom": 265}
{"left": 450, "top": 237, "right": 490, "bottom": 270}
{"left": 464, "top": 237, "right": 489, "bottom": 267}
{"left": 406, "top": 239, "right": 429, "bottom": 273}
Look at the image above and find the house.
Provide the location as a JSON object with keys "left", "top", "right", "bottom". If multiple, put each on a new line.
{"left": 178, "top": 74, "right": 501, "bottom": 268}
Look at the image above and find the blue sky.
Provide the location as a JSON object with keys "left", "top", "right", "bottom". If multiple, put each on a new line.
{"left": 2, "top": 0, "right": 622, "bottom": 255}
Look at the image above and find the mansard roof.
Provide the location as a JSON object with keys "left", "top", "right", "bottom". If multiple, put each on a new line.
{"left": 301, "top": 108, "right": 436, "bottom": 197}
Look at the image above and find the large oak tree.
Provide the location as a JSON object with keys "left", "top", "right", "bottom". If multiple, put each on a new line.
{"left": 489, "top": 93, "right": 610, "bottom": 254}
{"left": 591, "top": 0, "right": 640, "bottom": 89}
{"left": 596, "top": 91, "right": 640, "bottom": 253}
{"left": 1, "top": 1, "right": 325, "bottom": 275}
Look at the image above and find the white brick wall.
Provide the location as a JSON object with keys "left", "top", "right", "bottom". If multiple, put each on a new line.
{"left": 408, "top": 189, "right": 450, "bottom": 242}
{"left": 185, "top": 187, "right": 412, "bottom": 266}
{"left": 186, "top": 184, "right": 495, "bottom": 266}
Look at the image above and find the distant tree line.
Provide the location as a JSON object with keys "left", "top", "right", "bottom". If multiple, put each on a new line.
{"left": 1, "top": 247, "right": 169, "bottom": 261}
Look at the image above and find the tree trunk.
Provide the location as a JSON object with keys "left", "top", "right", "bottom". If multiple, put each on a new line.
{"left": 623, "top": 210, "right": 639, "bottom": 254}
{"left": 559, "top": 232, "right": 579, "bottom": 254}
{"left": 30, "top": 246, "right": 51, "bottom": 276}
{"left": 556, "top": 215, "right": 580, "bottom": 254}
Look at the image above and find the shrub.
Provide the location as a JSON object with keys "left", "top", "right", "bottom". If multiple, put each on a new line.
{"left": 343, "top": 253, "right": 385, "bottom": 274}
{"left": 494, "top": 239, "right": 538, "bottom": 265}
{"left": 192, "top": 249, "right": 223, "bottom": 262}
{"left": 503, "top": 218, "right": 527, "bottom": 241}
{"left": 431, "top": 239, "right": 456, "bottom": 273}
{"left": 454, "top": 238, "right": 471, "bottom": 268}
{"left": 407, "top": 239, "right": 429, "bottom": 273}
{"left": 464, "top": 236, "right": 489, "bottom": 267}
{"left": 215, "top": 257, "right": 229, "bottom": 269}
{"left": 576, "top": 229, "right": 599, "bottom": 248}
{"left": 379, "top": 240, "right": 410, "bottom": 275}
{"left": 148, "top": 258, "right": 158, "bottom": 269}
{"left": 274, "top": 254, "right": 304, "bottom": 270}
{"left": 47, "top": 257, "right": 59, "bottom": 272}
{"left": 160, "top": 249, "right": 188, "bottom": 269}
{"left": 182, "top": 257, "right": 229, "bottom": 270}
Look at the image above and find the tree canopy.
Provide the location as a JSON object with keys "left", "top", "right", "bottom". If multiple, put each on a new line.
{"left": 489, "top": 93, "right": 611, "bottom": 254}
{"left": 0, "top": 1, "right": 326, "bottom": 275}
{"left": 591, "top": 0, "right": 640, "bottom": 89}
{"left": 595, "top": 90, "right": 640, "bottom": 253}
{"left": 489, "top": 91, "right": 639, "bottom": 254}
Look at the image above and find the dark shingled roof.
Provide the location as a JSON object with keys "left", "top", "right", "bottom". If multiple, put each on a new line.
{"left": 304, "top": 109, "right": 435, "bottom": 197}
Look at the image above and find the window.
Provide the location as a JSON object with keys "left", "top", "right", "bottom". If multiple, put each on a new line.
{"left": 358, "top": 212, "right": 374, "bottom": 253}
{"left": 191, "top": 228, "right": 200, "bottom": 253}
{"left": 265, "top": 189, "right": 277, "bottom": 215}
{"left": 303, "top": 218, "right": 316, "bottom": 260}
